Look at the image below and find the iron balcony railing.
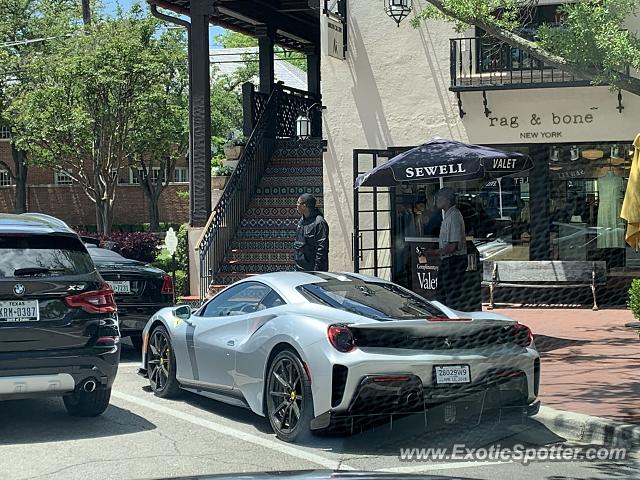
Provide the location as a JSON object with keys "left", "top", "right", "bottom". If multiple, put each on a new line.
{"left": 243, "top": 82, "right": 322, "bottom": 139}
{"left": 449, "top": 37, "right": 592, "bottom": 91}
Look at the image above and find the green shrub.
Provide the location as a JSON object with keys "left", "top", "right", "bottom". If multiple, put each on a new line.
{"left": 628, "top": 279, "right": 640, "bottom": 320}
{"left": 176, "top": 224, "right": 190, "bottom": 296}
{"left": 175, "top": 270, "right": 188, "bottom": 298}
{"left": 151, "top": 249, "right": 173, "bottom": 272}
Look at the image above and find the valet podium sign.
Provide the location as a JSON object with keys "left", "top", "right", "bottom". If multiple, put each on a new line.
{"left": 409, "top": 238, "right": 441, "bottom": 300}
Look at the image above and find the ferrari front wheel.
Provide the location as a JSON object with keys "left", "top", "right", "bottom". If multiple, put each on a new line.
{"left": 147, "top": 326, "right": 180, "bottom": 398}
{"left": 266, "top": 349, "right": 314, "bottom": 443}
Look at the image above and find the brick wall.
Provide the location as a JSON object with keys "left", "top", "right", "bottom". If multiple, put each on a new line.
{"left": 0, "top": 143, "right": 190, "bottom": 226}
{"left": 0, "top": 184, "right": 189, "bottom": 227}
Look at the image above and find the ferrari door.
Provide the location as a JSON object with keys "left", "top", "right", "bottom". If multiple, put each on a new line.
{"left": 193, "top": 282, "right": 272, "bottom": 390}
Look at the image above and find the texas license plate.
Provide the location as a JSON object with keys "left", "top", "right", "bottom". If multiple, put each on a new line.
{"left": 0, "top": 300, "right": 40, "bottom": 322}
{"left": 108, "top": 281, "right": 131, "bottom": 294}
{"left": 434, "top": 365, "right": 471, "bottom": 384}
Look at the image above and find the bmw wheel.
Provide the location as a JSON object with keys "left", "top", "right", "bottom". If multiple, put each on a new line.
{"left": 266, "top": 349, "right": 314, "bottom": 443}
{"left": 147, "top": 326, "right": 180, "bottom": 398}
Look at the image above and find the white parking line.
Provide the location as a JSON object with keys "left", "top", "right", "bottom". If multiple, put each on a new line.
{"left": 377, "top": 461, "right": 508, "bottom": 473}
{"left": 112, "top": 390, "right": 356, "bottom": 471}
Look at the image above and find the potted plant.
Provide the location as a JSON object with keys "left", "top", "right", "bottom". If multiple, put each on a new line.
{"left": 223, "top": 135, "right": 247, "bottom": 168}
{"left": 211, "top": 157, "right": 233, "bottom": 190}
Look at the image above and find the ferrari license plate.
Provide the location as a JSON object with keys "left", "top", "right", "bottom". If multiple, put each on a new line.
{"left": 0, "top": 300, "right": 39, "bottom": 322}
{"left": 108, "top": 281, "right": 131, "bottom": 294}
{"left": 434, "top": 365, "right": 471, "bottom": 384}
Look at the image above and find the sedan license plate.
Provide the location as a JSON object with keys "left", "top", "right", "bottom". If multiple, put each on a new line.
{"left": 108, "top": 281, "right": 131, "bottom": 294}
{"left": 0, "top": 300, "right": 39, "bottom": 322}
{"left": 434, "top": 365, "right": 471, "bottom": 384}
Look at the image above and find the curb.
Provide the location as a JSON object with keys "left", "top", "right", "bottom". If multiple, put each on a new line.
{"left": 533, "top": 406, "right": 640, "bottom": 448}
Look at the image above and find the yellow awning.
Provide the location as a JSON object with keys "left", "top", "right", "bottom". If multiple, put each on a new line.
{"left": 621, "top": 133, "right": 640, "bottom": 249}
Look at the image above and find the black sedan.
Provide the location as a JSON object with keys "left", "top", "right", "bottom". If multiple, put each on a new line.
{"left": 86, "top": 246, "right": 174, "bottom": 350}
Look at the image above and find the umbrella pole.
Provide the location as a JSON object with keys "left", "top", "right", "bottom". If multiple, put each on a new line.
{"left": 439, "top": 177, "right": 445, "bottom": 219}
{"left": 498, "top": 177, "right": 504, "bottom": 218}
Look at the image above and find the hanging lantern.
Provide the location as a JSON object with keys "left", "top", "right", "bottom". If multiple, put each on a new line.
{"left": 296, "top": 113, "right": 311, "bottom": 140}
{"left": 384, "top": 0, "right": 412, "bottom": 27}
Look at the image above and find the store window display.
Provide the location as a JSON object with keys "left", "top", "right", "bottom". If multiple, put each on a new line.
{"left": 549, "top": 142, "right": 631, "bottom": 267}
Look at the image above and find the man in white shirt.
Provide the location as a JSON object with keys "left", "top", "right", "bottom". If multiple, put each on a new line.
{"left": 431, "top": 187, "right": 467, "bottom": 310}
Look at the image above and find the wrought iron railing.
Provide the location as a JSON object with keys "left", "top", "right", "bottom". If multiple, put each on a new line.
{"left": 450, "top": 37, "right": 591, "bottom": 90}
{"left": 197, "top": 86, "right": 279, "bottom": 299}
{"left": 244, "top": 82, "right": 321, "bottom": 138}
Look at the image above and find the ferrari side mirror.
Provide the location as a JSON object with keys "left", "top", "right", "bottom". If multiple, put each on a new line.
{"left": 174, "top": 305, "right": 192, "bottom": 321}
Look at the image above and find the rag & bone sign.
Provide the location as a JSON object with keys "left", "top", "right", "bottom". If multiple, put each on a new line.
{"left": 487, "top": 110, "right": 596, "bottom": 141}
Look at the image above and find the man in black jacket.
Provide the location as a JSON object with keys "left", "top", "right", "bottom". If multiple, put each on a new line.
{"left": 294, "top": 194, "right": 329, "bottom": 271}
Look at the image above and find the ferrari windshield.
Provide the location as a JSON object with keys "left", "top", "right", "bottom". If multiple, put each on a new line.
{"left": 298, "top": 280, "right": 445, "bottom": 320}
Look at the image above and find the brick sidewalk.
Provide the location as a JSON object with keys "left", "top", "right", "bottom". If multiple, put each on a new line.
{"left": 490, "top": 307, "right": 640, "bottom": 423}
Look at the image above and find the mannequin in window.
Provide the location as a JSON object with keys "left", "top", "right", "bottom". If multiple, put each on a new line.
{"left": 597, "top": 170, "right": 625, "bottom": 248}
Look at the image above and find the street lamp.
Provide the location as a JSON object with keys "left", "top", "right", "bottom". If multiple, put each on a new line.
{"left": 296, "top": 113, "right": 311, "bottom": 140}
{"left": 296, "top": 103, "right": 323, "bottom": 141}
{"left": 384, "top": 0, "right": 412, "bottom": 27}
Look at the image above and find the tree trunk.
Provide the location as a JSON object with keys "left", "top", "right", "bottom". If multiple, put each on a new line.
{"left": 81, "top": 0, "right": 91, "bottom": 25}
{"left": 11, "top": 146, "right": 27, "bottom": 214}
{"left": 102, "top": 201, "right": 112, "bottom": 236}
{"left": 94, "top": 199, "right": 113, "bottom": 235}
{"left": 148, "top": 193, "right": 161, "bottom": 232}
{"left": 95, "top": 202, "right": 104, "bottom": 234}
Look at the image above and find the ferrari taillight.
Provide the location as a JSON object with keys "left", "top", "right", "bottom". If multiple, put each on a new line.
{"left": 511, "top": 322, "right": 533, "bottom": 347}
{"left": 327, "top": 324, "right": 356, "bottom": 353}
{"left": 64, "top": 283, "right": 117, "bottom": 314}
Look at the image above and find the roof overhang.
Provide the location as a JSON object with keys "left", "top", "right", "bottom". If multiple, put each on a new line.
{"left": 148, "top": 0, "right": 320, "bottom": 52}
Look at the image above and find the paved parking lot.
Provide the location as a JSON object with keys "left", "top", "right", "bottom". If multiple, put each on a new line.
{"left": 0, "top": 343, "right": 638, "bottom": 480}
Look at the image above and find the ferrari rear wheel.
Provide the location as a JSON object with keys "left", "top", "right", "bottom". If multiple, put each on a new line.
{"left": 147, "top": 326, "right": 180, "bottom": 398}
{"left": 266, "top": 349, "right": 314, "bottom": 443}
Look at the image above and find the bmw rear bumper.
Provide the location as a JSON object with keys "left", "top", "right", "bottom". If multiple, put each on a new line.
{"left": 0, "top": 346, "right": 120, "bottom": 400}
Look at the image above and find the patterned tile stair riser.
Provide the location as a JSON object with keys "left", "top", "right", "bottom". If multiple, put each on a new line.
{"left": 272, "top": 139, "right": 324, "bottom": 159}
{"left": 259, "top": 176, "right": 322, "bottom": 188}
{"left": 219, "top": 263, "right": 296, "bottom": 274}
{"left": 231, "top": 240, "right": 294, "bottom": 251}
{"left": 255, "top": 186, "right": 322, "bottom": 197}
{"left": 240, "top": 218, "right": 299, "bottom": 229}
{"left": 250, "top": 196, "right": 324, "bottom": 208}
{"left": 227, "top": 251, "right": 293, "bottom": 262}
{"left": 263, "top": 166, "right": 323, "bottom": 177}
{"left": 236, "top": 229, "right": 297, "bottom": 239}
{"left": 245, "top": 206, "right": 299, "bottom": 219}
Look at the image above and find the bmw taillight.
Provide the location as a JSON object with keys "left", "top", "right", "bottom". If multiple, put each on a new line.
{"left": 512, "top": 322, "right": 533, "bottom": 347}
{"left": 328, "top": 324, "right": 356, "bottom": 353}
{"left": 64, "top": 283, "right": 117, "bottom": 314}
{"left": 161, "top": 275, "right": 174, "bottom": 295}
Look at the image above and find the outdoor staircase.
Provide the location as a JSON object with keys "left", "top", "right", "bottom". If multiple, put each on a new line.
{"left": 208, "top": 139, "right": 323, "bottom": 294}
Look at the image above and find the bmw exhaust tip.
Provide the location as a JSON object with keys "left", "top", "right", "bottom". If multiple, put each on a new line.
{"left": 82, "top": 379, "right": 97, "bottom": 393}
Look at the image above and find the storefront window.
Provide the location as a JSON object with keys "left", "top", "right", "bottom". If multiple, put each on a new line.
{"left": 548, "top": 142, "right": 634, "bottom": 269}
{"left": 391, "top": 166, "right": 532, "bottom": 289}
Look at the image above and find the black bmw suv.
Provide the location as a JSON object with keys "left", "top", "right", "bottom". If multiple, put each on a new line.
{"left": 0, "top": 213, "right": 120, "bottom": 416}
